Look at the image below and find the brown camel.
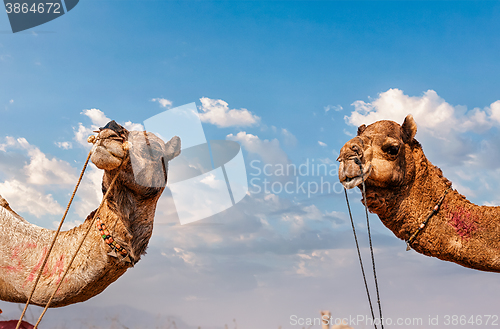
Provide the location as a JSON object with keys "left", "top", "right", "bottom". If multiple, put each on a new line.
{"left": 0, "top": 309, "right": 33, "bottom": 329}
{"left": 0, "top": 320, "right": 34, "bottom": 329}
{"left": 338, "top": 114, "right": 500, "bottom": 273}
{"left": 0, "top": 121, "right": 180, "bottom": 307}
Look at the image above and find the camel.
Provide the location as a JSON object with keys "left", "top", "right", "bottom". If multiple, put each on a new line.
{"left": 0, "top": 121, "right": 180, "bottom": 307}
{"left": 338, "top": 114, "right": 500, "bottom": 273}
{"left": 0, "top": 320, "right": 34, "bottom": 329}
{"left": 320, "top": 311, "right": 354, "bottom": 329}
{"left": 321, "top": 310, "right": 331, "bottom": 329}
{"left": 0, "top": 309, "right": 33, "bottom": 329}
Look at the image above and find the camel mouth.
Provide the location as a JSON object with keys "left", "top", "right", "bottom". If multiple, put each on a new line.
{"left": 339, "top": 162, "right": 372, "bottom": 189}
{"left": 91, "top": 128, "right": 128, "bottom": 171}
{"left": 91, "top": 145, "right": 124, "bottom": 170}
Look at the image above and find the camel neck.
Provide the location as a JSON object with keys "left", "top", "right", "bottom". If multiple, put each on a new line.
{"left": 100, "top": 170, "right": 161, "bottom": 262}
{"left": 374, "top": 147, "right": 500, "bottom": 273}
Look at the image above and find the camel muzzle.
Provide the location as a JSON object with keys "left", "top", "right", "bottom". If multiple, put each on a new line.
{"left": 337, "top": 138, "right": 372, "bottom": 189}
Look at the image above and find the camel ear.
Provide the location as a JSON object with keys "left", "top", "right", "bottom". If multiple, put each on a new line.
{"left": 401, "top": 114, "right": 417, "bottom": 143}
{"left": 357, "top": 124, "right": 367, "bottom": 136}
{"left": 164, "top": 136, "right": 181, "bottom": 161}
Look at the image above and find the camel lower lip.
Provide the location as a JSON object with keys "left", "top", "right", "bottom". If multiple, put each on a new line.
{"left": 339, "top": 163, "right": 372, "bottom": 189}
{"left": 91, "top": 145, "right": 122, "bottom": 170}
{"left": 341, "top": 176, "right": 364, "bottom": 189}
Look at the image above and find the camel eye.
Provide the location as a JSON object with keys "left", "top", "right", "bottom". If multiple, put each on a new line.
{"left": 384, "top": 145, "right": 399, "bottom": 156}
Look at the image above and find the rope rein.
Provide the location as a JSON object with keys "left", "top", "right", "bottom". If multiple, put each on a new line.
{"left": 16, "top": 133, "right": 131, "bottom": 329}
{"left": 361, "top": 177, "right": 384, "bottom": 329}
{"left": 343, "top": 158, "right": 384, "bottom": 329}
{"left": 32, "top": 154, "right": 129, "bottom": 329}
{"left": 344, "top": 189, "right": 379, "bottom": 329}
{"left": 15, "top": 150, "right": 93, "bottom": 329}
{"left": 344, "top": 158, "right": 452, "bottom": 329}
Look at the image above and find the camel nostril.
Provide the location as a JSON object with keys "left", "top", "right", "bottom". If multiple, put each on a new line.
{"left": 351, "top": 145, "right": 361, "bottom": 155}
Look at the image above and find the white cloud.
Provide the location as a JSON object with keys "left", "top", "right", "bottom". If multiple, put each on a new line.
{"left": 71, "top": 164, "right": 103, "bottom": 218}
{"left": 17, "top": 138, "right": 77, "bottom": 185}
{"left": 324, "top": 105, "right": 343, "bottom": 113}
{"left": 324, "top": 210, "right": 347, "bottom": 224}
{"left": 281, "top": 128, "right": 297, "bottom": 146}
{"left": 318, "top": 141, "right": 327, "bottom": 147}
{"left": 74, "top": 109, "right": 111, "bottom": 147}
{"left": 172, "top": 247, "right": 205, "bottom": 267}
{"left": 0, "top": 179, "right": 63, "bottom": 217}
{"left": 123, "top": 121, "right": 144, "bottom": 131}
{"left": 346, "top": 89, "right": 500, "bottom": 135}
{"left": 9, "top": 99, "right": 13, "bottom": 104}
{"left": 73, "top": 108, "right": 143, "bottom": 147}
{"left": 293, "top": 249, "right": 356, "bottom": 277}
{"left": 344, "top": 88, "right": 500, "bottom": 204}
{"left": 55, "top": 141, "right": 72, "bottom": 150}
{"left": 74, "top": 122, "right": 94, "bottom": 147}
{"left": 151, "top": 98, "right": 173, "bottom": 108}
{"left": 82, "top": 108, "right": 111, "bottom": 127}
{"left": 0, "top": 136, "right": 85, "bottom": 219}
{"left": 0, "top": 136, "right": 16, "bottom": 151}
{"left": 199, "top": 97, "right": 260, "bottom": 128}
{"left": 54, "top": 218, "right": 84, "bottom": 231}
{"left": 488, "top": 100, "right": 500, "bottom": 124}
{"left": 2, "top": 137, "right": 77, "bottom": 186}
{"left": 343, "top": 129, "right": 354, "bottom": 137}
{"left": 227, "top": 132, "right": 290, "bottom": 168}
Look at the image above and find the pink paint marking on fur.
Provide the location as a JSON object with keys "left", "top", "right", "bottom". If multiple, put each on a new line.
{"left": 0, "top": 243, "right": 37, "bottom": 273}
{"left": 0, "top": 246, "right": 23, "bottom": 273}
{"left": 448, "top": 207, "right": 477, "bottom": 239}
{"left": 25, "top": 247, "right": 48, "bottom": 285}
{"left": 54, "top": 277, "right": 71, "bottom": 296}
{"left": 54, "top": 254, "right": 65, "bottom": 284}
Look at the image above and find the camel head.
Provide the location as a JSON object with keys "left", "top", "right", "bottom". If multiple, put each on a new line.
{"left": 90, "top": 120, "right": 129, "bottom": 171}
{"left": 90, "top": 120, "right": 181, "bottom": 189}
{"left": 338, "top": 114, "right": 417, "bottom": 190}
{"left": 89, "top": 120, "right": 181, "bottom": 262}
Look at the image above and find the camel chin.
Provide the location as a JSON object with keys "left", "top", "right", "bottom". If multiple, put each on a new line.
{"left": 91, "top": 145, "right": 123, "bottom": 170}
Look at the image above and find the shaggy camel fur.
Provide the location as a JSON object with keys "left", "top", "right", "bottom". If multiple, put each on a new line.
{"left": 0, "top": 121, "right": 180, "bottom": 307}
{"left": 338, "top": 114, "right": 500, "bottom": 273}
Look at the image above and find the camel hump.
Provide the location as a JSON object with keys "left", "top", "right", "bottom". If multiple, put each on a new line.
{"left": 0, "top": 194, "right": 9, "bottom": 209}
{"left": 0, "top": 194, "right": 26, "bottom": 222}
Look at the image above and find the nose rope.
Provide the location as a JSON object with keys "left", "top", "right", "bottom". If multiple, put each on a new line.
{"left": 343, "top": 157, "right": 385, "bottom": 329}
{"left": 17, "top": 133, "right": 131, "bottom": 329}
{"left": 32, "top": 153, "right": 129, "bottom": 329}
{"left": 16, "top": 150, "right": 93, "bottom": 329}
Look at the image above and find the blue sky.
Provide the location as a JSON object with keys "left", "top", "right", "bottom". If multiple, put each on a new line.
{"left": 2, "top": 1, "right": 500, "bottom": 328}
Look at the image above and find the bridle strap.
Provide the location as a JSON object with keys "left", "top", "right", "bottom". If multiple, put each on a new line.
{"left": 405, "top": 186, "right": 452, "bottom": 251}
